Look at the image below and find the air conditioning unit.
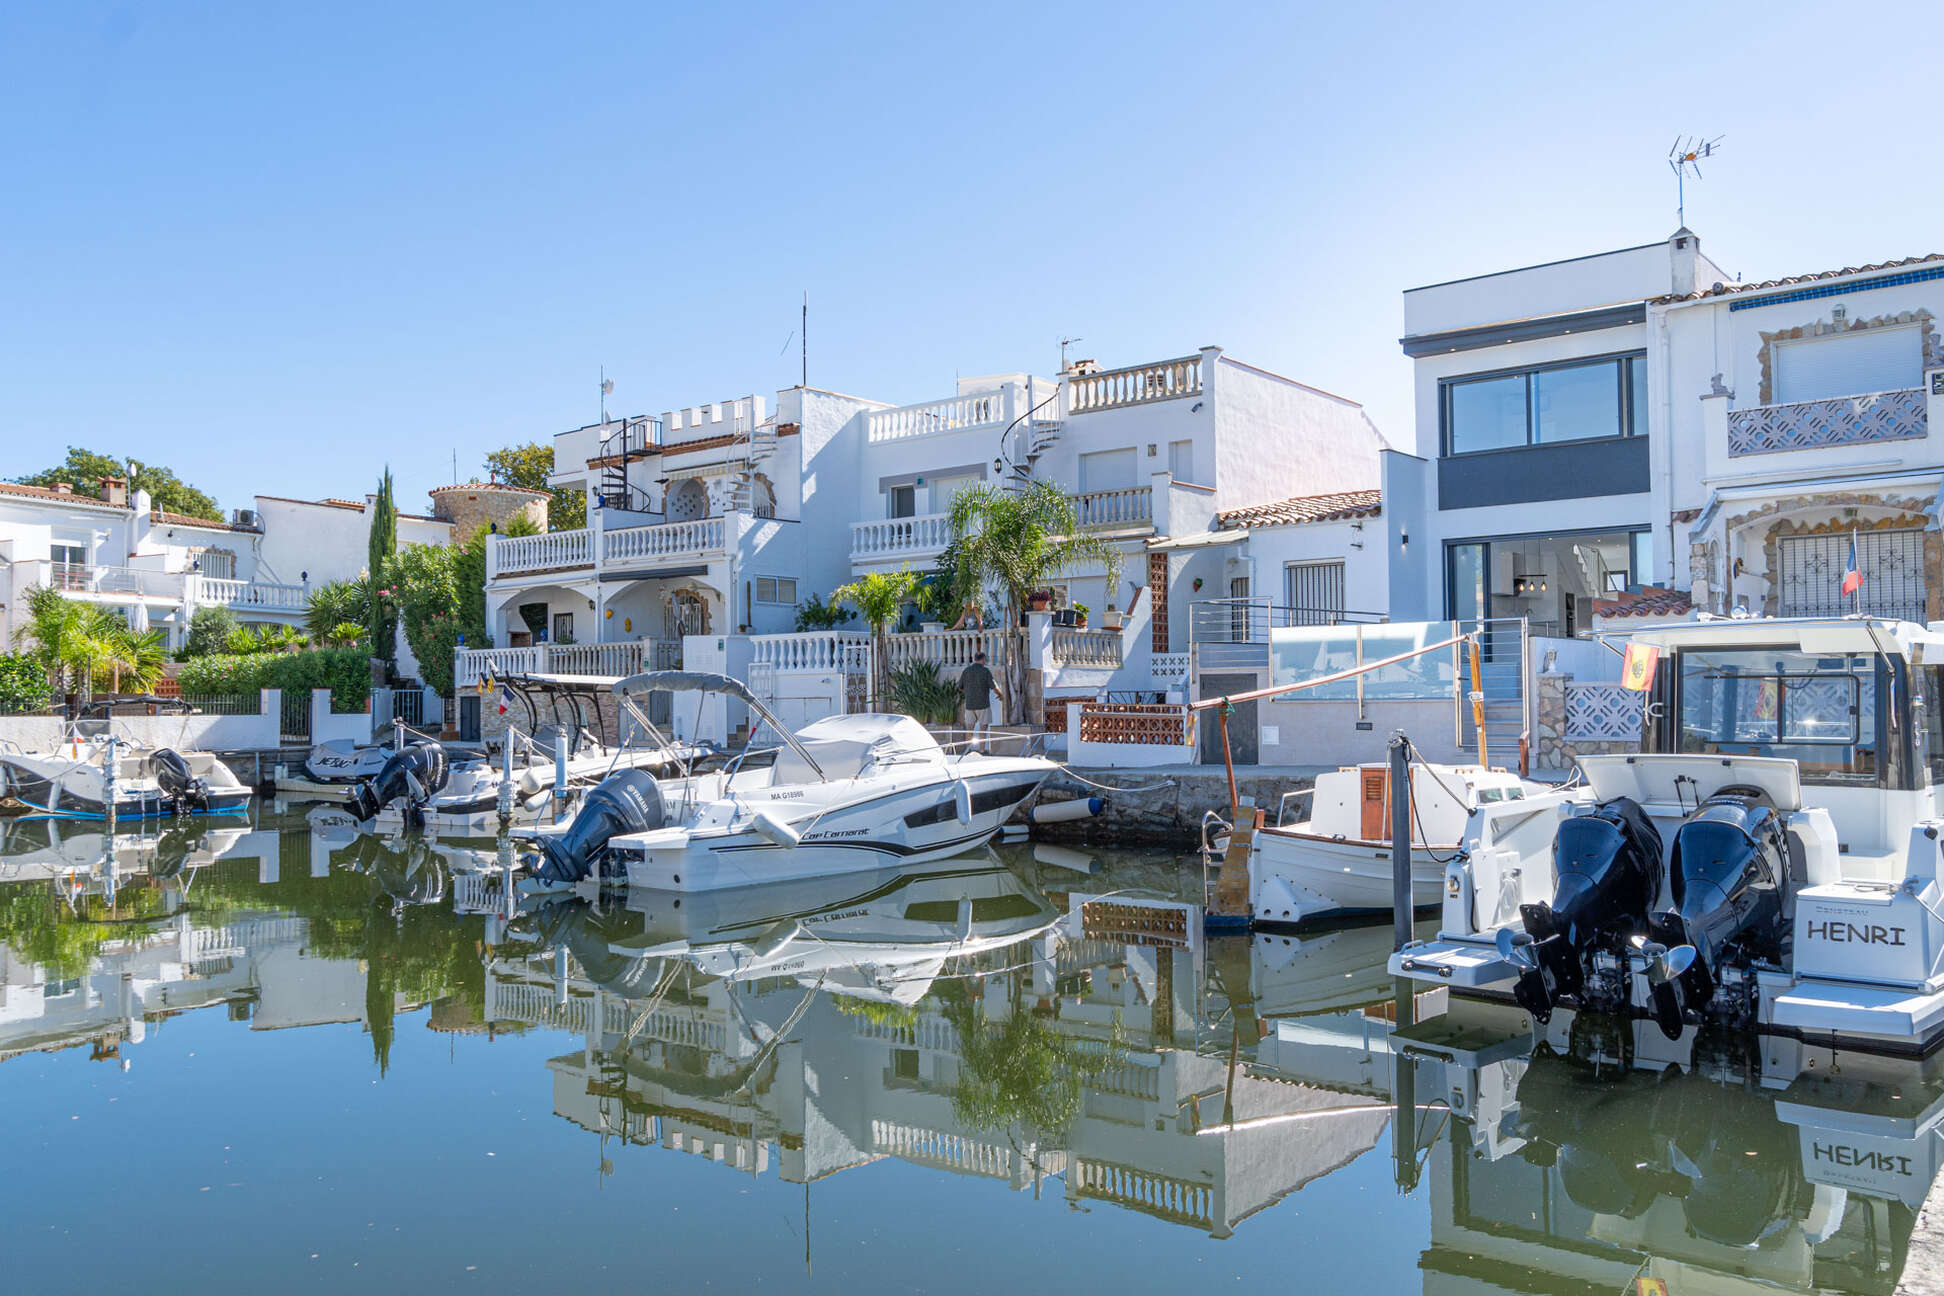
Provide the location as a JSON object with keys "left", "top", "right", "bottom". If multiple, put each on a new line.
{"left": 231, "top": 509, "right": 261, "bottom": 529}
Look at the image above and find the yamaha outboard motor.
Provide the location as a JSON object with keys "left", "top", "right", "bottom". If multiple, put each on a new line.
{"left": 1508, "top": 797, "right": 1662, "bottom": 1024}
{"left": 345, "top": 742, "right": 449, "bottom": 823}
{"left": 525, "top": 769, "right": 665, "bottom": 888}
{"left": 146, "top": 748, "right": 209, "bottom": 812}
{"left": 1644, "top": 788, "right": 1791, "bottom": 1039}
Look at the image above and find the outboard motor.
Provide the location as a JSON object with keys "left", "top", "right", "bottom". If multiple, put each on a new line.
{"left": 1644, "top": 788, "right": 1792, "bottom": 1039}
{"left": 345, "top": 742, "right": 449, "bottom": 823}
{"left": 524, "top": 769, "right": 665, "bottom": 890}
{"left": 1506, "top": 797, "right": 1662, "bottom": 1024}
{"left": 146, "top": 748, "right": 209, "bottom": 812}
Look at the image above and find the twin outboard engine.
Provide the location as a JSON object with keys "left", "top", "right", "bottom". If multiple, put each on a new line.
{"left": 146, "top": 748, "right": 209, "bottom": 812}
{"left": 524, "top": 769, "right": 665, "bottom": 889}
{"left": 345, "top": 742, "right": 449, "bottom": 823}
{"left": 1643, "top": 788, "right": 1792, "bottom": 1037}
{"left": 1507, "top": 797, "right": 1663, "bottom": 1025}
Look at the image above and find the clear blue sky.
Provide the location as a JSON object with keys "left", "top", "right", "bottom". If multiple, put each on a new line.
{"left": 2, "top": 2, "right": 1935, "bottom": 516}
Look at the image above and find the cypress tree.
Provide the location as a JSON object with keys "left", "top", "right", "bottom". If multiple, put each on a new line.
{"left": 367, "top": 468, "right": 398, "bottom": 667}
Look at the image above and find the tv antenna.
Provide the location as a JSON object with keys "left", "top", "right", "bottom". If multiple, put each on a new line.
{"left": 1059, "top": 335, "right": 1084, "bottom": 373}
{"left": 1668, "top": 135, "right": 1723, "bottom": 226}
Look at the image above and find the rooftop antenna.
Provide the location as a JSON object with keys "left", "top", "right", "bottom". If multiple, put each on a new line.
{"left": 802, "top": 291, "right": 808, "bottom": 389}
{"left": 1059, "top": 335, "right": 1084, "bottom": 374}
{"left": 600, "top": 367, "right": 614, "bottom": 425}
{"left": 1668, "top": 134, "right": 1724, "bottom": 227}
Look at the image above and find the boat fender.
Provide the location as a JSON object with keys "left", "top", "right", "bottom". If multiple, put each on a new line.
{"left": 518, "top": 769, "right": 546, "bottom": 797}
{"left": 1032, "top": 842, "right": 1100, "bottom": 874}
{"left": 1030, "top": 796, "right": 1104, "bottom": 824}
{"left": 954, "top": 781, "right": 972, "bottom": 824}
{"left": 752, "top": 810, "right": 801, "bottom": 848}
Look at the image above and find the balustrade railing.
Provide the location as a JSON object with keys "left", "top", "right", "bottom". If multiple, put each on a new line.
{"left": 189, "top": 575, "right": 307, "bottom": 609}
{"left": 1067, "top": 355, "right": 1202, "bottom": 414}
{"left": 1068, "top": 486, "right": 1153, "bottom": 529}
{"left": 42, "top": 562, "right": 186, "bottom": 599}
{"left": 1049, "top": 628, "right": 1122, "bottom": 668}
{"left": 850, "top": 513, "right": 952, "bottom": 560}
{"left": 603, "top": 516, "right": 726, "bottom": 564}
{"left": 455, "top": 639, "right": 677, "bottom": 686}
{"left": 870, "top": 1120, "right": 1014, "bottom": 1178}
{"left": 882, "top": 628, "right": 1022, "bottom": 672}
{"left": 1076, "top": 702, "right": 1191, "bottom": 746}
{"left": 1727, "top": 387, "right": 1926, "bottom": 457}
{"left": 866, "top": 390, "right": 1009, "bottom": 442}
{"left": 1071, "top": 1158, "right": 1215, "bottom": 1227}
{"left": 493, "top": 528, "right": 593, "bottom": 575}
{"left": 750, "top": 631, "right": 873, "bottom": 674}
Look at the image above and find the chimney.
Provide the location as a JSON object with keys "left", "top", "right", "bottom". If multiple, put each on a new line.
{"left": 52, "top": 481, "right": 72, "bottom": 495}
{"left": 1669, "top": 227, "right": 1702, "bottom": 299}
{"left": 99, "top": 475, "right": 128, "bottom": 507}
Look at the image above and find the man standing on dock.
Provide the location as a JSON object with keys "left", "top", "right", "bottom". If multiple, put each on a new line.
{"left": 960, "top": 651, "right": 1005, "bottom": 752}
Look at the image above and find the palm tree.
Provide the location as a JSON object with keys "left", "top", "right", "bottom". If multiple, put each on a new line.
{"left": 12, "top": 589, "right": 164, "bottom": 701}
{"left": 946, "top": 480, "right": 1121, "bottom": 722}
{"left": 15, "top": 585, "right": 94, "bottom": 698}
{"left": 830, "top": 569, "right": 922, "bottom": 709}
{"left": 95, "top": 617, "right": 165, "bottom": 694}
{"left": 305, "top": 578, "right": 370, "bottom": 642}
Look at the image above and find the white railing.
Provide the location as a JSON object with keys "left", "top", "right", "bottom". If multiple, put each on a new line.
{"left": 1071, "top": 1159, "right": 1215, "bottom": 1226}
{"left": 871, "top": 1120, "right": 1014, "bottom": 1179}
{"left": 454, "top": 639, "right": 677, "bottom": 685}
{"left": 751, "top": 631, "right": 872, "bottom": 674}
{"left": 1067, "top": 355, "right": 1202, "bottom": 415}
{"left": 1727, "top": 387, "right": 1926, "bottom": 457}
{"left": 851, "top": 513, "right": 953, "bottom": 562}
{"left": 603, "top": 517, "right": 726, "bottom": 564}
{"left": 547, "top": 641, "right": 645, "bottom": 677}
{"left": 1049, "top": 628, "right": 1122, "bottom": 668}
{"left": 882, "top": 628, "right": 1022, "bottom": 672}
{"left": 849, "top": 1013, "right": 958, "bottom": 1052}
{"left": 866, "top": 391, "right": 1009, "bottom": 442}
{"left": 189, "top": 575, "right": 307, "bottom": 610}
{"left": 41, "top": 562, "right": 186, "bottom": 599}
{"left": 1068, "top": 486, "right": 1153, "bottom": 529}
{"left": 455, "top": 646, "right": 543, "bottom": 680}
{"left": 493, "top": 528, "right": 594, "bottom": 575}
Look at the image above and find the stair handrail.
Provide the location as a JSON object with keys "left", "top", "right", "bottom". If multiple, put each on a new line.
{"left": 994, "top": 387, "right": 1064, "bottom": 483}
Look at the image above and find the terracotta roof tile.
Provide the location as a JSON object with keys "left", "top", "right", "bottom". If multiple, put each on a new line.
{"left": 152, "top": 509, "right": 250, "bottom": 532}
{"left": 1216, "top": 488, "right": 1381, "bottom": 529}
{"left": 1656, "top": 253, "right": 1944, "bottom": 303}
{"left": 429, "top": 481, "right": 548, "bottom": 498}
{"left": 1591, "top": 586, "right": 1693, "bottom": 619}
{"left": 0, "top": 480, "right": 128, "bottom": 510}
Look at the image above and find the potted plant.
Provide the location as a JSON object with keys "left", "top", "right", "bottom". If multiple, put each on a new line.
{"left": 1028, "top": 589, "right": 1053, "bottom": 612}
{"left": 1072, "top": 602, "right": 1090, "bottom": 629}
{"left": 1102, "top": 602, "right": 1123, "bottom": 632}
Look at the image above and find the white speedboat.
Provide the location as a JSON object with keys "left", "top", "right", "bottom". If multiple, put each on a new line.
{"left": 0, "top": 728, "right": 252, "bottom": 819}
{"left": 1251, "top": 762, "right": 1534, "bottom": 926}
{"left": 517, "top": 670, "right": 1057, "bottom": 892}
{"left": 1390, "top": 615, "right": 1944, "bottom": 1056}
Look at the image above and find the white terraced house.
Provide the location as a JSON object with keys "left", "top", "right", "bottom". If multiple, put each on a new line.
{"left": 0, "top": 476, "right": 316, "bottom": 653}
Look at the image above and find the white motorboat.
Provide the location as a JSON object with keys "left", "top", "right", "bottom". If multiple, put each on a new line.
{"left": 1390, "top": 614, "right": 1944, "bottom": 1055}
{"left": 1251, "top": 762, "right": 1534, "bottom": 926}
{"left": 349, "top": 673, "right": 705, "bottom": 833}
{"left": 0, "top": 727, "right": 252, "bottom": 819}
{"left": 517, "top": 670, "right": 1058, "bottom": 892}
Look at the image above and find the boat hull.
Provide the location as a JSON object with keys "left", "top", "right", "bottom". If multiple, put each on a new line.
{"left": 1251, "top": 827, "right": 1447, "bottom": 926}
{"left": 0, "top": 757, "right": 251, "bottom": 820}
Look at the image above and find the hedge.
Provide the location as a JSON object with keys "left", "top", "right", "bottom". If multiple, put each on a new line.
{"left": 176, "top": 646, "right": 372, "bottom": 712}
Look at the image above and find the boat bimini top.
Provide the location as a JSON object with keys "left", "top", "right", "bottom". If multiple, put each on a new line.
{"left": 1597, "top": 614, "right": 1944, "bottom": 660}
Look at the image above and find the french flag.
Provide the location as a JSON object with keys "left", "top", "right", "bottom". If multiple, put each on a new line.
{"left": 1842, "top": 532, "right": 1863, "bottom": 598}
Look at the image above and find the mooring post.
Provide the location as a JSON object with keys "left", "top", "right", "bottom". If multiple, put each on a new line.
{"left": 1390, "top": 732, "right": 1412, "bottom": 952}
{"left": 497, "top": 738, "right": 514, "bottom": 830}
{"left": 553, "top": 731, "right": 570, "bottom": 824}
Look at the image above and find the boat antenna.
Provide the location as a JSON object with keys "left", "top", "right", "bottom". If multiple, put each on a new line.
{"left": 1668, "top": 134, "right": 1723, "bottom": 227}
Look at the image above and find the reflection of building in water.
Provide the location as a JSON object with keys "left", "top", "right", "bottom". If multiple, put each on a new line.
{"left": 486, "top": 885, "right": 1396, "bottom": 1238}
{"left": 1397, "top": 999, "right": 1942, "bottom": 1294}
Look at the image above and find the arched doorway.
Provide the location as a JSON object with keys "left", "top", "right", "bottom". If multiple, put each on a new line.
{"left": 665, "top": 586, "right": 712, "bottom": 639}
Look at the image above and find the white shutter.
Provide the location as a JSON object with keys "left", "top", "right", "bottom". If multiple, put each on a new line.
{"left": 1774, "top": 327, "right": 1922, "bottom": 403}
{"left": 1078, "top": 449, "right": 1137, "bottom": 493}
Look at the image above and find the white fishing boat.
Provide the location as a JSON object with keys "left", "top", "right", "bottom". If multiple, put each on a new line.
{"left": 348, "top": 673, "right": 704, "bottom": 833}
{"left": 0, "top": 726, "right": 252, "bottom": 819}
{"left": 1251, "top": 762, "right": 1534, "bottom": 926}
{"left": 1390, "top": 614, "right": 1944, "bottom": 1055}
{"left": 516, "top": 670, "right": 1058, "bottom": 893}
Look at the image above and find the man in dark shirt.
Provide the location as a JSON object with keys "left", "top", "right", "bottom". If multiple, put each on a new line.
{"left": 959, "top": 651, "right": 1006, "bottom": 751}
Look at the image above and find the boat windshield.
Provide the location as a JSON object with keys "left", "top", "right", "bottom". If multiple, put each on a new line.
{"left": 1673, "top": 647, "right": 1907, "bottom": 787}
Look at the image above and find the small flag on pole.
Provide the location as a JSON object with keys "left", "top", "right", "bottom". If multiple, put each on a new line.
{"left": 1620, "top": 641, "right": 1660, "bottom": 692}
{"left": 1841, "top": 529, "right": 1863, "bottom": 601}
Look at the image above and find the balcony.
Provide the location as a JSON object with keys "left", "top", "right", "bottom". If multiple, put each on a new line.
{"left": 455, "top": 638, "right": 681, "bottom": 685}
{"left": 851, "top": 513, "right": 952, "bottom": 565}
{"left": 42, "top": 562, "right": 184, "bottom": 600}
{"left": 866, "top": 391, "right": 1011, "bottom": 444}
{"left": 31, "top": 562, "right": 304, "bottom": 611}
{"left": 1067, "top": 355, "right": 1202, "bottom": 415}
{"left": 1726, "top": 387, "right": 1927, "bottom": 457}
{"left": 1068, "top": 486, "right": 1153, "bottom": 530}
{"left": 490, "top": 517, "right": 728, "bottom": 580}
{"left": 190, "top": 575, "right": 307, "bottom": 610}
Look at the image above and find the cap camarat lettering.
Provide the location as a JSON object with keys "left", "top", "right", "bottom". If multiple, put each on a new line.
{"left": 1804, "top": 920, "right": 1907, "bottom": 946}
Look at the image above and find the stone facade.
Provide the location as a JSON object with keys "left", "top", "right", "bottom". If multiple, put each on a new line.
{"left": 429, "top": 482, "right": 550, "bottom": 538}
{"left": 1754, "top": 308, "right": 1940, "bottom": 406}
{"left": 1714, "top": 489, "right": 1943, "bottom": 620}
{"left": 1533, "top": 671, "right": 1637, "bottom": 773}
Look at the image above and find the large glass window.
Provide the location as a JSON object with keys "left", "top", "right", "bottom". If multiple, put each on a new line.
{"left": 1444, "top": 354, "right": 1646, "bottom": 455}
{"left": 1676, "top": 648, "right": 1892, "bottom": 786}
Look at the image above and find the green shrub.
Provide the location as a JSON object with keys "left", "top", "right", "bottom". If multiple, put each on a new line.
{"left": 886, "top": 661, "right": 961, "bottom": 726}
{"left": 177, "top": 646, "right": 372, "bottom": 711}
{"left": 0, "top": 652, "right": 50, "bottom": 712}
{"left": 793, "top": 592, "right": 857, "bottom": 632}
{"left": 183, "top": 605, "right": 238, "bottom": 658}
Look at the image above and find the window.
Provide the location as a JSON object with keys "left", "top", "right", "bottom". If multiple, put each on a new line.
{"left": 550, "top": 612, "right": 574, "bottom": 644}
{"left": 1284, "top": 560, "right": 1345, "bottom": 625}
{"left": 1168, "top": 439, "right": 1196, "bottom": 483}
{"left": 1079, "top": 448, "right": 1137, "bottom": 494}
{"left": 888, "top": 484, "right": 916, "bottom": 519}
{"left": 755, "top": 576, "right": 797, "bottom": 605}
{"left": 1443, "top": 354, "right": 1646, "bottom": 455}
{"left": 1774, "top": 326, "right": 1922, "bottom": 404}
{"left": 1676, "top": 648, "right": 1895, "bottom": 786}
{"left": 197, "top": 549, "right": 236, "bottom": 580}
{"left": 49, "top": 542, "right": 88, "bottom": 589}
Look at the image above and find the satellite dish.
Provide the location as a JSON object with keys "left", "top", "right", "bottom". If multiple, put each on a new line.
{"left": 600, "top": 379, "right": 615, "bottom": 395}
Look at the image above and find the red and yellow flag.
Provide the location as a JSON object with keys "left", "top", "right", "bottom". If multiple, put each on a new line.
{"left": 1620, "top": 641, "right": 1660, "bottom": 692}
{"left": 1635, "top": 1279, "right": 1670, "bottom": 1296}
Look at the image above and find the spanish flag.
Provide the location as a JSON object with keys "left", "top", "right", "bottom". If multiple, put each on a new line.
{"left": 1620, "top": 641, "right": 1660, "bottom": 692}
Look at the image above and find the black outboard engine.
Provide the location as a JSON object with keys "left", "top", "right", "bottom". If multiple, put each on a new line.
{"left": 1509, "top": 797, "right": 1662, "bottom": 1024}
{"left": 345, "top": 742, "right": 449, "bottom": 823}
{"left": 1644, "top": 788, "right": 1792, "bottom": 1039}
{"left": 146, "top": 748, "right": 209, "bottom": 812}
{"left": 526, "top": 769, "right": 665, "bottom": 887}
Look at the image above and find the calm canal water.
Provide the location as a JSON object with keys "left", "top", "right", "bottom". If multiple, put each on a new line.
{"left": 1, "top": 805, "right": 1937, "bottom": 1293}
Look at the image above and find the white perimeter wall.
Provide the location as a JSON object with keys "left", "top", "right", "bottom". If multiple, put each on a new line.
{"left": 1209, "top": 357, "right": 1386, "bottom": 514}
